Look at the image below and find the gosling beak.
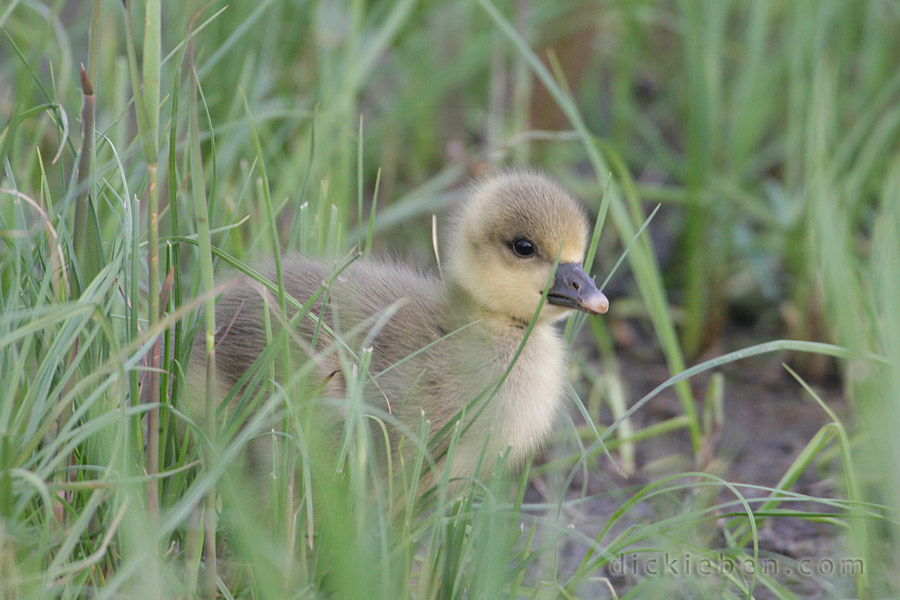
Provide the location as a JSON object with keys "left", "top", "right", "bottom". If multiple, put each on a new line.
{"left": 547, "top": 263, "right": 609, "bottom": 315}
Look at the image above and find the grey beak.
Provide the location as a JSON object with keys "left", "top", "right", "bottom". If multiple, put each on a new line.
{"left": 547, "top": 263, "right": 609, "bottom": 315}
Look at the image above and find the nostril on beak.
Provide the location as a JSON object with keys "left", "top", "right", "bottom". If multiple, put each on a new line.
{"left": 572, "top": 281, "right": 580, "bottom": 291}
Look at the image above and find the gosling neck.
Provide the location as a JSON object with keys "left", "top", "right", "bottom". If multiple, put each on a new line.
{"left": 445, "top": 280, "right": 537, "bottom": 331}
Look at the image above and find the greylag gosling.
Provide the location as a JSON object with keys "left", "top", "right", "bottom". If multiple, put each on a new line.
{"left": 189, "top": 171, "right": 608, "bottom": 490}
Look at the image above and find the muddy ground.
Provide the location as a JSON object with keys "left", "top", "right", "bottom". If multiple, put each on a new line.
{"left": 525, "top": 330, "right": 855, "bottom": 599}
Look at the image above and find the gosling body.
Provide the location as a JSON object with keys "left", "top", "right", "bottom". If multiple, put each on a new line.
{"left": 189, "top": 171, "right": 608, "bottom": 487}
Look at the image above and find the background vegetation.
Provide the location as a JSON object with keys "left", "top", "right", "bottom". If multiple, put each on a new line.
{"left": 2, "top": 0, "right": 899, "bottom": 597}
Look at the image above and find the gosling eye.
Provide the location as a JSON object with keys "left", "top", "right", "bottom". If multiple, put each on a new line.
{"left": 511, "top": 238, "right": 537, "bottom": 258}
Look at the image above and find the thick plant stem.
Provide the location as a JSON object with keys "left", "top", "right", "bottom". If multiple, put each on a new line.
{"left": 143, "top": 0, "right": 160, "bottom": 144}
{"left": 142, "top": 0, "right": 162, "bottom": 522}
{"left": 146, "top": 163, "right": 160, "bottom": 521}
{"left": 189, "top": 31, "right": 218, "bottom": 600}
{"left": 72, "top": 66, "right": 96, "bottom": 295}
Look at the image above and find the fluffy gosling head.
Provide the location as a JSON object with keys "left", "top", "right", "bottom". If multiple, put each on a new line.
{"left": 448, "top": 171, "right": 609, "bottom": 325}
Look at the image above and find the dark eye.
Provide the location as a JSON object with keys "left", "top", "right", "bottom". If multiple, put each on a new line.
{"left": 511, "top": 238, "right": 537, "bottom": 258}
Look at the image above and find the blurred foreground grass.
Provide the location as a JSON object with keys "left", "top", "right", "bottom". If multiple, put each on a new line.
{"left": 2, "top": 0, "right": 899, "bottom": 598}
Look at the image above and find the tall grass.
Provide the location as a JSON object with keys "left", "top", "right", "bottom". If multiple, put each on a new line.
{"left": 2, "top": 0, "right": 899, "bottom": 598}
